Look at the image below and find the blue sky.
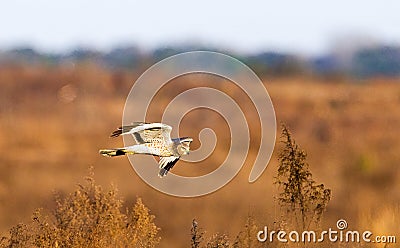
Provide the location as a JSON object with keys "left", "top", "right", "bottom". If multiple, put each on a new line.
{"left": 1, "top": 0, "right": 399, "bottom": 55}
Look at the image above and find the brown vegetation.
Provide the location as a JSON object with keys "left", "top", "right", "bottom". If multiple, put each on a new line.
{"left": 275, "top": 125, "right": 331, "bottom": 230}
{"left": 0, "top": 168, "right": 160, "bottom": 247}
{"left": 0, "top": 63, "right": 399, "bottom": 247}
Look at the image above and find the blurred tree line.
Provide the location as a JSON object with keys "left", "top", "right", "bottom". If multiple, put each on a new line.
{"left": 0, "top": 43, "right": 399, "bottom": 79}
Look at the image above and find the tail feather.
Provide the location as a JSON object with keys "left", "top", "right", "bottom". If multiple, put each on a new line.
{"left": 99, "top": 149, "right": 134, "bottom": 157}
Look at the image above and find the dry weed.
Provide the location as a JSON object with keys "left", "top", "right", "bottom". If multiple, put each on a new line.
{"left": 0, "top": 170, "right": 160, "bottom": 248}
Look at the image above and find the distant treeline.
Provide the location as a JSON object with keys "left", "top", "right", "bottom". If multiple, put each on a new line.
{"left": 1, "top": 44, "right": 399, "bottom": 78}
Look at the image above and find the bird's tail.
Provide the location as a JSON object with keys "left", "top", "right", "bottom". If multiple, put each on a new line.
{"left": 99, "top": 148, "right": 134, "bottom": 157}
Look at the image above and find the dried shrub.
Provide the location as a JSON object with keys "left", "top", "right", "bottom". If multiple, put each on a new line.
{"left": 190, "top": 219, "right": 230, "bottom": 248}
{"left": 191, "top": 219, "right": 204, "bottom": 248}
{"left": 187, "top": 126, "right": 333, "bottom": 248}
{"left": 232, "top": 216, "right": 262, "bottom": 248}
{"left": 206, "top": 233, "right": 230, "bottom": 248}
{"left": 275, "top": 124, "right": 331, "bottom": 230}
{"left": 0, "top": 171, "right": 160, "bottom": 248}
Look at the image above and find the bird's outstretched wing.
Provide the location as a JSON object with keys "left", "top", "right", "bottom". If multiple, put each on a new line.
{"left": 111, "top": 122, "right": 173, "bottom": 144}
{"left": 158, "top": 156, "right": 180, "bottom": 177}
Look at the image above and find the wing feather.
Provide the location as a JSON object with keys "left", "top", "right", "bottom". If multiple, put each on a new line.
{"left": 158, "top": 156, "right": 180, "bottom": 177}
{"left": 110, "top": 122, "right": 144, "bottom": 137}
{"left": 110, "top": 122, "right": 173, "bottom": 144}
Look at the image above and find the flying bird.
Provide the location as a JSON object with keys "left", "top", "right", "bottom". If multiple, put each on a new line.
{"left": 99, "top": 122, "right": 193, "bottom": 177}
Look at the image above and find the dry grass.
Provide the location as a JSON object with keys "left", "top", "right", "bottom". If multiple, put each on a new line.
{"left": 0, "top": 168, "right": 160, "bottom": 248}
{"left": 0, "top": 63, "right": 399, "bottom": 247}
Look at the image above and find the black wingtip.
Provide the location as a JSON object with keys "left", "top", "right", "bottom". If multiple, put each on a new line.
{"left": 110, "top": 127, "right": 123, "bottom": 138}
{"left": 159, "top": 168, "right": 168, "bottom": 178}
{"left": 158, "top": 158, "right": 179, "bottom": 178}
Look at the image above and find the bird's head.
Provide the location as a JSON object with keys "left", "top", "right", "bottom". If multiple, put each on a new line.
{"left": 176, "top": 137, "right": 193, "bottom": 156}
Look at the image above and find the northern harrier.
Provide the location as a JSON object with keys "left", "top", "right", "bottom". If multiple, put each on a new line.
{"left": 99, "top": 122, "right": 193, "bottom": 177}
